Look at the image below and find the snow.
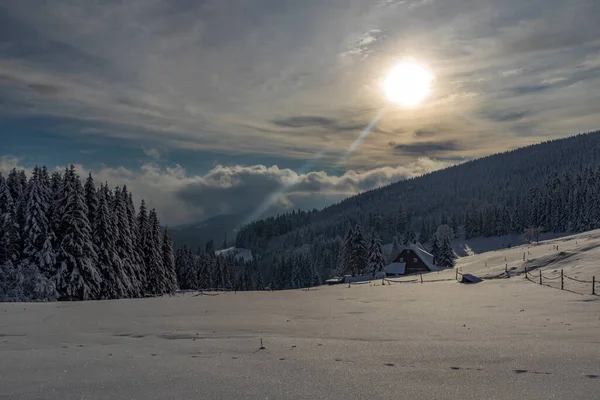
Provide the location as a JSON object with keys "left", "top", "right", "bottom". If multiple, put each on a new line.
{"left": 215, "top": 247, "right": 253, "bottom": 261}
{"left": 407, "top": 243, "right": 439, "bottom": 271}
{"left": 384, "top": 262, "right": 406, "bottom": 275}
{"left": 456, "top": 230, "right": 600, "bottom": 285}
{"left": 2, "top": 231, "right": 600, "bottom": 399}
{"left": 451, "top": 232, "right": 572, "bottom": 257}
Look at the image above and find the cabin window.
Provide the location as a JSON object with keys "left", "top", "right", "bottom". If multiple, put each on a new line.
{"left": 413, "top": 258, "right": 418, "bottom": 263}
{"left": 399, "top": 258, "right": 404, "bottom": 263}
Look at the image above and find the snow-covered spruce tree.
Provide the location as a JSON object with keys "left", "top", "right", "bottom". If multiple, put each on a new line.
{"left": 338, "top": 226, "right": 353, "bottom": 274}
{"left": 437, "top": 230, "right": 456, "bottom": 268}
{"left": 6, "top": 168, "right": 24, "bottom": 203}
{"left": 144, "top": 209, "right": 168, "bottom": 295}
{"left": 367, "top": 236, "right": 385, "bottom": 277}
{"left": 430, "top": 234, "right": 440, "bottom": 266}
{"left": 403, "top": 228, "right": 416, "bottom": 245}
{"left": 84, "top": 172, "right": 98, "bottom": 231}
{"left": 290, "top": 255, "right": 302, "bottom": 288}
{"left": 94, "top": 184, "right": 126, "bottom": 299}
{"left": 162, "top": 228, "right": 178, "bottom": 292}
{"left": 111, "top": 187, "right": 139, "bottom": 297}
{"left": 0, "top": 260, "right": 24, "bottom": 301}
{"left": 197, "top": 252, "right": 211, "bottom": 290}
{"left": 254, "top": 268, "right": 265, "bottom": 290}
{"left": 350, "top": 225, "right": 368, "bottom": 276}
{"left": 389, "top": 236, "right": 402, "bottom": 263}
{"left": 125, "top": 191, "right": 145, "bottom": 288}
{"left": 21, "top": 168, "right": 56, "bottom": 300}
{"left": 0, "top": 175, "right": 20, "bottom": 265}
{"left": 54, "top": 165, "right": 101, "bottom": 300}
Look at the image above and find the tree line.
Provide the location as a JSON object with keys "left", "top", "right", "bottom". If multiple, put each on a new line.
{"left": 0, "top": 166, "right": 177, "bottom": 301}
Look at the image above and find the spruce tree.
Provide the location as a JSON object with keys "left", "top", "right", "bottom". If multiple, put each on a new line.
{"left": 367, "top": 236, "right": 385, "bottom": 277}
{"left": 94, "top": 184, "right": 126, "bottom": 299}
{"left": 54, "top": 166, "right": 101, "bottom": 300}
{"left": 112, "top": 187, "right": 139, "bottom": 297}
{"left": 84, "top": 172, "right": 98, "bottom": 231}
{"left": 438, "top": 235, "right": 456, "bottom": 268}
{"left": 0, "top": 176, "right": 20, "bottom": 264}
{"left": 22, "top": 169, "right": 56, "bottom": 286}
{"left": 162, "top": 229, "right": 178, "bottom": 292}
{"left": 144, "top": 209, "right": 167, "bottom": 294}
{"left": 350, "top": 225, "right": 368, "bottom": 276}
{"left": 430, "top": 234, "right": 441, "bottom": 266}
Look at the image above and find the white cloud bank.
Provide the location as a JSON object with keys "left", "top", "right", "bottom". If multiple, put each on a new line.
{"left": 0, "top": 156, "right": 451, "bottom": 225}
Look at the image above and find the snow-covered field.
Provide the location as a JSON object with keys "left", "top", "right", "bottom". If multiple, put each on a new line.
{"left": 2, "top": 232, "right": 600, "bottom": 399}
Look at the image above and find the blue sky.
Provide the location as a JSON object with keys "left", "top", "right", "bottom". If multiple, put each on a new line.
{"left": 1, "top": 0, "right": 600, "bottom": 224}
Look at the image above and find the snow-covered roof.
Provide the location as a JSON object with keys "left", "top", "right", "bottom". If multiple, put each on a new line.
{"left": 385, "top": 262, "right": 406, "bottom": 275}
{"left": 407, "top": 243, "right": 439, "bottom": 271}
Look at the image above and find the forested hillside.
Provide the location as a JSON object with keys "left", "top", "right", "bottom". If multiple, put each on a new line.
{"left": 234, "top": 130, "right": 600, "bottom": 285}
{"left": 0, "top": 165, "right": 178, "bottom": 301}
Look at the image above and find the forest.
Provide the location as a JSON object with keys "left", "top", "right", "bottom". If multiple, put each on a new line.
{"left": 234, "top": 131, "right": 600, "bottom": 283}
{"left": 0, "top": 165, "right": 177, "bottom": 301}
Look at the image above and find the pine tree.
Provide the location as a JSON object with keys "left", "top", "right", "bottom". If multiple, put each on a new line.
{"left": 54, "top": 166, "right": 101, "bottom": 300}
{"left": 94, "top": 184, "right": 126, "bottom": 299}
{"left": 367, "top": 236, "right": 385, "bottom": 277}
{"left": 0, "top": 176, "right": 20, "bottom": 264}
{"left": 350, "top": 225, "right": 368, "bottom": 276}
{"left": 438, "top": 235, "right": 456, "bottom": 268}
{"left": 112, "top": 187, "right": 139, "bottom": 297}
{"left": 84, "top": 173, "right": 98, "bottom": 231}
{"left": 162, "top": 229, "right": 178, "bottom": 292}
{"left": 6, "top": 168, "right": 24, "bottom": 202}
{"left": 338, "top": 226, "right": 353, "bottom": 274}
{"left": 430, "top": 234, "right": 440, "bottom": 266}
{"left": 403, "top": 228, "right": 416, "bottom": 245}
{"left": 390, "top": 236, "right": 402, "bottom": 263}
{"left": 144, "top": 209, "right": 167, "bottom": 294}
{"left": 418, "top": 219, "right": 429, "bottom": 244}
{"left": 290, "top": 255, "right": 302, "bottom": 288}
{"left": 22, "top": 169, "right": 56, "bottom": 289}
{"left": 255, "top": 268, "right": 265, "bottom": 290}
{"left": 125, "top": 191, "right": 145, "bottom": 288}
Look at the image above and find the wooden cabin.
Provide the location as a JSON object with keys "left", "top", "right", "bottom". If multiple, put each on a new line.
{"left": 385, "top": 244, "right": 438, "bottom": 276}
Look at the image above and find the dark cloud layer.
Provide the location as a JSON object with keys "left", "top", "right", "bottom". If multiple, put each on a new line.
{"left": 394, "top": 141, "right": 460, "bottom": 155}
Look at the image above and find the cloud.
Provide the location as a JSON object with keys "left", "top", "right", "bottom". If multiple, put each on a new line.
{"left": 26, "top": 83, "right": 64, "bottom": 96}
{"left": 0, "top": 0, "right": 600, "bottom": 172}
{"left": 393, "top": 141, "right": 460, "bottom": 155}
{"left": 485, "top": 111, "right": 532, "bottom": 123}
{"left": 272, "top": 116, "right": 336, "bottom": 128}
{"left": 342, "top": 29, "right": 385, "bottom": 59}
{"left": 142, "top": 147, "right": 161, "bottom": 161}
{"left": 501, "top": 68, "right": 525, "bottom": 77}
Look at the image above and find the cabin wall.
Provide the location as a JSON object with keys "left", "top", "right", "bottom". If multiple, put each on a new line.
{"left": 393, "top": 249, "right": 430, "bottom": 274}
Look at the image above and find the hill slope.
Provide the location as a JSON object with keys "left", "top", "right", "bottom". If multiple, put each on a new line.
{"left": 234, "top": 130, "right": 600, "bottom": 283}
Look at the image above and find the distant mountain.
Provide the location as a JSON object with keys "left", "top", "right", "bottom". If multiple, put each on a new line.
{"left": 170, "top": 212, "right": 248, "bottom": 250}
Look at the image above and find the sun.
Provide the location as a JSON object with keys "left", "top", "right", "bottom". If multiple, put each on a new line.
{"left": 383, "top": 61, "right": 433, "bottom": 107}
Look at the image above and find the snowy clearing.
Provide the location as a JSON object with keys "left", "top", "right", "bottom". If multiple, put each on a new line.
{"left": 214, "top": 247, "right": 253, "bottom": 262}
{"left": 2, "top": 231, "right": 600, "bottom": 399}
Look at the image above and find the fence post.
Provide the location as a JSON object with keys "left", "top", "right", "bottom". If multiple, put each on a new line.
{"left": 561, "top": 269, "right": 564, "bottom": 290}
{"left": 420, "top": 273, "right": 423, "bottom": 284}
{"left": 539, "top": 270, "right": 542, "bottom": 285}
{"left": 593, "top": 276, "right": 596, "bottom": 295}
{"left": 505, "top": 264, "right": 510, "bottom": 278}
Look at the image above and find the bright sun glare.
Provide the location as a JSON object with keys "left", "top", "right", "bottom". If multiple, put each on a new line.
{"left": 383, "top": 61, "right": 433, "bottom": 107}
